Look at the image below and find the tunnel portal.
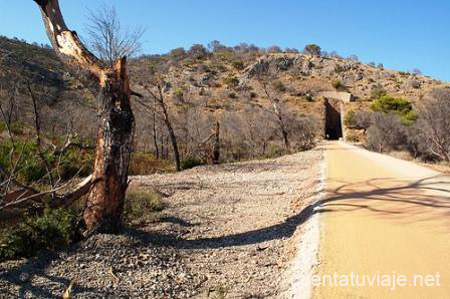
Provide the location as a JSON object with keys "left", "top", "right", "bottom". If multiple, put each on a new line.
{"left": 324, "top": 99, "right": 343, "bottom": 140}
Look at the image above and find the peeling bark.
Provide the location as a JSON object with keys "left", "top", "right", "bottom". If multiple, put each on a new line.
{"left": 33, "top": 0, "right": 135, "bottom": 233}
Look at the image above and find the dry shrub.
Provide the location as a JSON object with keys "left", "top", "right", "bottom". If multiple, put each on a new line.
{"left": 123, "top": 187, "right": 164, "bottom": 225}
{"left": 129, "top": 152, "right": 174, "bottom": 175}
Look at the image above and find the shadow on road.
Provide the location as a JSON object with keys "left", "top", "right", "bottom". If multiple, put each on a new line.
{"left": 126, "top": 175, "right": 450, "bottom": 250}
{"left": 3, "top": 165, "right": 449, "bottom": 297}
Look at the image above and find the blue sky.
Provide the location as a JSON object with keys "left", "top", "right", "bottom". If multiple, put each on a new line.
{"left": 1, "top": 0, "right": 450, "bottom": 81}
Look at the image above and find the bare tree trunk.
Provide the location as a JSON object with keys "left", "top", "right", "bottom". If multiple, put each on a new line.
{"left": 143, "top": 84, "right": 181, "bottom": 171}
{"left": 155, "top": 85, "right": 181, "bottom": 171}
{"left": 152, "top": 111, "right": 160, "bottom": 159}
{"left": 211, "top": 121, "right": 220, "bottom": 164}
{"left": 28, "top": 83, "right": 56, "bottom": 195}
{"left": 260, "top": 81, "right": 290, "bottom": 149}
{"left": 166, "top": 117, "right": 181, "bottom": 171}
{"left": 164, "top": 136, "right": 170, "bottom": 160}
{"left": 272, "top": 100, "right": 289, "bottom": 149}
{"left": 83, "top": 59, "right": 134, "bottom": 233}
{"left": 33, "top": 0, "right": 135, "bottom": 234}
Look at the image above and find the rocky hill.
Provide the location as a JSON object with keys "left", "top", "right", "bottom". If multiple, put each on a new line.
{"left": 1, "top": 36, "right": 448, "bottom": 161}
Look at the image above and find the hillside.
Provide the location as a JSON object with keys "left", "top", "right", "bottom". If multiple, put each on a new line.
{"left": 1, "top": 36, "right": 449, "bottom": 163}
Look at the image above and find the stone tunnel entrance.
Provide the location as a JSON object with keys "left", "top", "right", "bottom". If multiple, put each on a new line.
{"left": 324, "top": 98, "right": 343, "bottom": 140}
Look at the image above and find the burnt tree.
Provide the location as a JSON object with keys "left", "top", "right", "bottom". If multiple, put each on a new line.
{"left": 33, "top": 0, "right": 135, "bottom": 233}
{"left": 210, "top": 121, "right": 220, "bottom": 164}
{"left": 259, "top": 80, "right": 290, "bottom": 149}
{"left": 141, "top": 83, "right": 181, "bottom": 171}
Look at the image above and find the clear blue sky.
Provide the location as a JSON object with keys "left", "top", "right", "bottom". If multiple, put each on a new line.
{"left": 1, "top": 0, "right": 450, "bottom": 81}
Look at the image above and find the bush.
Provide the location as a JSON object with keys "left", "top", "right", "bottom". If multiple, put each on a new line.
{"left": 331, "top": 79, "right": 342, "bottom": 90}
{"left": 123, "top": 188, "right": 164, "bottom": 225}
{"left": 188, "top": 44, "right": 208, "bottom": 60}
{"left": 272, "top": 80, "right": 286, "bottom": 92}
{"left": 365, "top": 113, "right": 406, "bottom": 152}
{"left": 371, "top": 96, "right": 412, "bottom": 113}
{"left": 410, "top": 79, "right": 421, "bottom": 89}
{"left": 0, "top": 122, "right": 26, "bottom": 135}
{"left": 0, "top": 140, "right": 94, "bottom": 184}
{"left": 173, "top": 88, "right": 184, "bottom": 102}
{"left": 181, "top": 156, "right": 205, "bottom": 170}
{"left": 0, "top": 208, "right": 79, "bottom": 261}
{"left": 249, "top": 92, "right": 258, "bottom": 99}
{"left": 129, "top": 152, "right": 174, "bottom": 175}
{"left": 370, "top": 87, "right": 387, "bottom": 100}
{"left": 304, "top": 44, "right": 321, "bottom": 56}
{"left": 345, "top": 131, "right": 360, "bottom": 142}
{"left": 413, "top": 88, "right": 450, "bottom": 161}
{"left": 370, "top": 96, "right": 416, "bottom": 125}
{"left": 231, "top": 60, "right": 245, "bottom": 70}
{"left": 58, "top": 148, "right": 94, "bottom": 180}
{"left": 264, "top": 144, "right": 289, "bottom": 158}
{"left": 344, "top": 110, "right": 357, "bottom": 128}
{"left": 0, "top": 141, "right": 47, "bottom": 183}
{"left": 224, "top": 75, "right": 239, "bottom": 88}
{"left": 334, "top": 65, "right": 345, "bottom": 74}
{"left": 292, "top": 116, "right": 318, "bottom": 150}
{"left": 228, "top": 92, "right": 237, "bottom": 99}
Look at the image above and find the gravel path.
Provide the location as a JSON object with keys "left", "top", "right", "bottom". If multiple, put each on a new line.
{"left": 0, "top": 147, "right": 323, "bottom": 298}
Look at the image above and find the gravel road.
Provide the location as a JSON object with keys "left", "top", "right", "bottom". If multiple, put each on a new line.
{"left": 0, "top": 147, "right": 323, "bottom": 298}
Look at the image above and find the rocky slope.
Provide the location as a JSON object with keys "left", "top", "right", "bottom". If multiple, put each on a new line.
{"left": 2, "top": 35, "right": 448, "bottom": 142}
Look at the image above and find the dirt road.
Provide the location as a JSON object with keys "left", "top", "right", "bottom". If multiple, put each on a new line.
{"left": 314, "top": 142, "right": 450, "bottom": 298}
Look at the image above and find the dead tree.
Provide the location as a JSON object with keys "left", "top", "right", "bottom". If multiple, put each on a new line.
{"left": 139, "top": 82, "right": 181, "bottom": 171}
{"left": 33, "top": 0, "right": 135, "bottom": 233}
{"left": 211, "top": 121, "right": 220, "bottom": 164}
{"left": 152, "top": 109, "right": 160, "bottom": 159}
{"left": 258, "top": 78, "right": 290, "bottom": 149}
{"left": 86, "top": 4, "right": 145, "bottom": 67}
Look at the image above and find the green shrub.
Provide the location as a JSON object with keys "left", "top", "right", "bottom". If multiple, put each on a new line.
{"left": 344, "top": 110, "right": 357, "bottom": 127}
{"left": 264, "top": 144, "right": 289, "bottom": 159}
{"left": 217, "top": 51, "right": 233, "bottom": 62}
{"left": 0, "top": 140, "right": 94, "bottom": 183}
{"left": 0, "top": 122, "right": 26, "bottom": 135}
{"left": 332, "top": 79, "right": 342, "bottom": 90}
{"left": 123, "top": 189, "right": 164, "bottom": 225}
{"left": 58, "top": 148, "right": 94, "bottom": 180}
{"left": 370, "top": 96, "right": 416, "bottom": 124}
{"left": 0, "top": 141, "right": 47, "bottom": 183}
{"left": 305, "top": 95, "right": 313, "bottom": 102}
{"left": 181, "top": 156, "right": 205, "bottom": 170}
{"left": 0, "top": 208, "right": 79, "bottom": 261}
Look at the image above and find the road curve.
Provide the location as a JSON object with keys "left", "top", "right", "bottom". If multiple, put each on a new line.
{"left": 313, "top": 141, "right": 450, "bottom": 298}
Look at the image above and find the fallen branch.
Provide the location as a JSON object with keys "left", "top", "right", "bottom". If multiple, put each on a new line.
{"left": 1, "top": 175, "right": 94, "bottom": 211}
